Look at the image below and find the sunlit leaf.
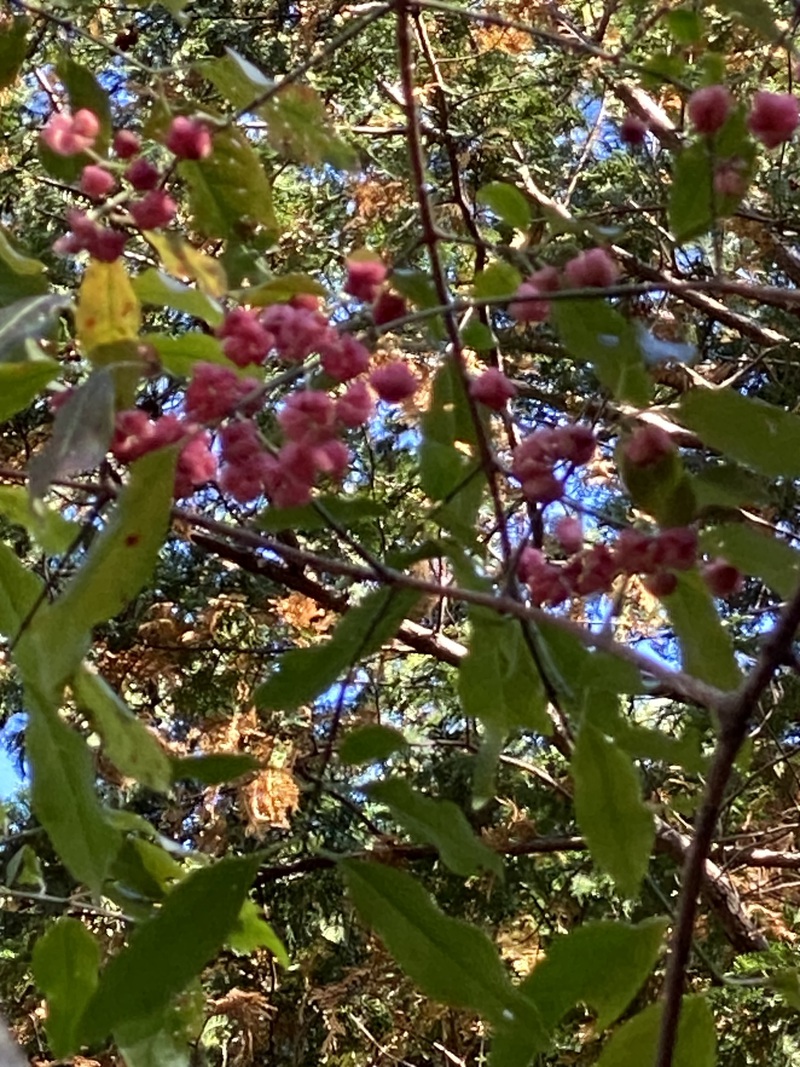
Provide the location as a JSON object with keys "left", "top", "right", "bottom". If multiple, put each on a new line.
{"left": 32, "top": 919, "right": 99, "bottom": 1057}
{"left": 572, "top": 721, "right": 654, "bottom": 897}
{"left": 473, "top": 261, "right": 522, "bottom": 299}
{"left": 73, "top": 667, "right": 172, "bottom": 793}
{"left": 200, "top": 47, "right": 270, "bottom": 110}
{"left": 233, "top": 274, "right": 329, "bottom": 307}
{"left": 79, "top": 855, "right": 261, "bottom": 1043}
{"left": 133, "top": 269, "right": 223, "bottom": 327}
{"left": 369, "top": 778, "right": 503, "bottom": 877}
{"left": 0, "top": 485, "right": 77, "bottom": 555}
{"left": 261, "top": 84, "right": 356, "bottom": 168}
{"left": 76, "top": 259, "right": 141, "bottom": 356}
{"left": 477, "top": 182, "right": 531, "bottom": 230}
{"left": 228, "top": 899, "right": 289, "bottom": 964}
{"left": 144, "top": 233, "right": 228, "bottom": 297}
{"left": 142, "top": 332, "right": 230, "bottom": 377}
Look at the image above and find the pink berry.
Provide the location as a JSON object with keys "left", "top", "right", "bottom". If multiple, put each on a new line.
{"left": 643, "top": 570, "right": 678, "bottom": 598}
{"left": 614, "top": 529, "right": 658, "bottom": 576}
{"left": 713, "top": 159, "right": 747, "bottom": 198}
{"left": 703, "top": 559, "right": 744, "bottom": 597}
{"left": 320, "top": 333, "right": 371, "bottom": 382}
{"left": 370, "top": 361, "right": 420, "bottom": 403}
{"left": 556, "top": 424, "right": 596, "bottom": 465}
{"left": 747, "top": 91, "right": 800, "bottom": 148}
{"left": 509, "top": 282, "right": 550, "bottom": 323}
{"left": 184, "top": 363, "right": 260, "bottom": 423}
{"left": 373, "top": 291, "right": 407, "bottom": 327}
{"left": 259, "top": 304, "right": 334, "bottom": 363}
{"left": 175, "top": 431, "right": 216, "bottom": 498}
{"left": 469, "top": 367, "right": 517, "bottom": 410}
{"left": 337, "top": 381, "right": 374, "bottom": 428}
{"left": 165, "top": 116, "right": 213, "bottom": 161}
{"left": 652, "top": 527, "right": 698, "bottom": 571}
{"left": 125, "top": 158, "right": 160, "bottom": 191}
{"left": 278, "top": 390, "right": 336, "bottom": 444}
{"left": 41, "top": 108, "right": 100, "bottom": 156}
{"left": 80, "top": 164, "right": 116, "bottom": 200}
{"left": 554, "top": 515, "right": 583, "bottom": 555}
{"left": 573, "top": 544, "right": 618, "bottom": 596}
{"left": 344, "top": 257, "right": 387, "bottom": 302}
{"left": 289, "top": 293, "right": 321, "bottom": 312}
{"left": 624, "top": 424, "right": 675, "bottom": 467}
{"left": 218, "top": 308, "right": 273, "bottom": 367}
{"left": 113, "top": 129, "right": 141, "bottom": 159}
{"left": 129, "top": 189, "right": 177, "bottom": 230}
{"left": 563, "top": 248, "right": 619, "bottom": 289}
{"left": 620, "top": 113, "right": 648, "bottom": 146}
{"left": 687, "top": 85, "right": 733, "bottom": 135}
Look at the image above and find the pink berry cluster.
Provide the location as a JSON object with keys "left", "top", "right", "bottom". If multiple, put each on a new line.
{"left": 686, "top": 85, "right": 800, "bottom": 148}
{"left": 519, "top": 521, "right": 741, "bottom": 607}
{"left": 44, "top": 110, "right": 214, "bottom": 261}
{"left": 109, "top": 264, "right": 422, "bottom": 503}
{"left": 508, "top": 251, "right": 618, "bottom": 324}
{"left": 511, "top": 423, "right": 597, "bottom": 504}
{"left": 343, "top": 257, "right": 408, "bottom": 329}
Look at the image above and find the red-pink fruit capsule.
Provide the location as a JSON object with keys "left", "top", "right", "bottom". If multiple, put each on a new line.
{"left": 747, "top": 91, "right": 800, "bottom": 148}
{"left": 688, "top": 85, "right": 733, "bottom": 135}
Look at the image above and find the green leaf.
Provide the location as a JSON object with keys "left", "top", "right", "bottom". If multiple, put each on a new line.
{"left": 0, "top": 17, "right": 29, "bottom": 90}
{"left": 477, "top": 183, "right": 531, "bottom": 231}
{"left": 664, "top": 570, "right": 741, "bottom": 690}
{"left": 180, "top": 126, "right": 277, "bottom": 240}
{"left": 200, "top": 47, "right": 270, "bottom": 110}
{"left": 676, "top": 387, "right": 800, "bottom": 479}
{"left": 110, "top": 837, "right": 184, "bottom": 902}
{"left": 664, "top": 8, "right": 704, "bottom": 43}
{"left": 6, "top": 844, "right": 44, "bottom": 889}
{"left": 24, "top": 448, "right": 177, "bottom": 694}
{"left": 619, "top": 441, "right": 696, "bottom": 526}
{"left": 536, "top": 619, "right": 644, "bottom": 700}
{"left": 73, "top": 667, "right": 172, "bottom": 793}
{"left": 572, "top": 721, "right": 654, "bottom": 897}
{"left": 341, "top": 860, "right": 531, "bottom": 1029}
{"left": 142, "top": 332, "right": 230, "bottom": 377}
{"left": 461, "top": 321, "right": 496, "bottom": 350}
{"left": 26, "top": 698, "right": 122, "bottom": 894}
{"left": 492, "top": 918, "right": 667, "bottom": 1067}
{"left": 458, "top": 613, "right": 550, "bottom": 736}
{"left": 261, "top": 84, "right": 356, "bottom": 169}
{"left": 171, "top": 753, "right": 260, "bottom": 785}
{"left": 228, "top": 898, "right": 289, "bottom": 964}
{"left": 76, "top": 259, "right": 141, "bottom": 356}
{"left": 256, "top": 494, "right": 383, "bottom": 532}
{"left": 692, "top": 462, "right": 769, "bottom": 510}
{"left": 391, "top": 270, "right": 445, "bottom": 340}
{"left": 339, "top": 724, "right": 408, "bottom": 765}
{"left": 28, "top": 368, "right": 116, "bottom": 501}
{"left": 118, "top": 1026, "right": 191, "bottom": 1067}
{"left": 769, "top": 968, "right": 800, "bottom": 1010}
{"left": 232, "top": 274, "right": 329, "bottom": 307}
{"left": 133, "top": 269, "right": 223, "bottom": 327}
{"left": 473, "top": 261, "right": 522, "bottom": 300}
{"left": 0, "top": 227, "right": 47, "bottom": 304}
{"left": 714, "top": 0, "right": 780, "bottom": 40}
{"left": 144, "top": 233, "right": 228, "bottom": 297}
{"left": 32, "top": 919, "right": 100, "bottom": 1057}
{"left": 669, "top": 141, "right": 714, "bottom": 242}
{"left": 0, "top": 486, "right": 77, "bottom": 555}
{"left": 255, "top": 587, "right": 420, "bottom": 711}
{"left": 552, "top": 299, "right": 651, "bottom": 406}
{"left": 79, "top": 855, "right": 261, "bottom": 1043}
{"left": 587, "top": 692, "right": 706, "bottom": 773}
{"left": 701, "top": 522, "right": 800, "bottom": 598}
{"left": 0, "top": 293, "right": 69, "bottom": 361}
{"left": 596, "top": 995, "right": 716, "bottom": 1066}
{"left": 368, "top": 778, "right": 503, "bottom": 878}
{"left": 0, "top": 540, "right": 43, "bottom": 636}
{"left": 0, "top": 358, "right": 59, "bottom": 421}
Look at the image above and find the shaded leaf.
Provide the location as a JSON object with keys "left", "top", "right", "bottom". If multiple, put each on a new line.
{"left": 552, "top": 299, "right": 651, "bottom": 406}
{"left": 716, "top": 0, "right": 780, "bottom": 40}
{"left": 701, "top": 522, "right": 800, "bottom": 598}
{"left": 572, "top": 721, "right": 654, "bottom": 897}
{"left": 369, "top": 778, "right": 503, "bottom": 877}
{"left": 339, "top": 724, "right": 408, "bottom": 765}
{"left": 32, "top": 919, "right": 99, "bottom": 1057}
{"left": 0, "top": 486, "right": 77, "bottom": 555}
{"left": 0, "top": 17, "right": 29, "bottom": 90}
{"left": 28, "top": 368, "right": 116, "bottom": 500}
{"left": 676, "top": 387, "right": 800, "bottom": 478}
{"left": 255, "top": 587, "right": 420, "bottom": 711}
{"left": 0, "top": 358, "right": 59, "bottom": 422}
{"left": 665, "top": 570, "right": 741, "bottom": 690}
{"left": 0, "top": 293, "right": 69, "bottom": 360}
{"left": 596, "top": 995, "right": 715, "bottom": 1066}
{"left": 669, "top": 141, "right": 714, "bottom": 242}
{"left": 341, "top": 860, "right": 530, "bottom": 1028}
{"left": 257, "top": 495, "right": 383, "bottom": 532}
{"left": 261, "top": 84, "right": 355, "bottom": 168}
{"left": 171, "top": 753, "right": 260, "bottom": 785}
{"left": 0, "top": 227, "right": 47, "bottom": 303}
{"left": 79, "top": 855, "right": 261, "bottom": 1043}
{"left": 473, "top": 261, "right": 522, "bottom": 299}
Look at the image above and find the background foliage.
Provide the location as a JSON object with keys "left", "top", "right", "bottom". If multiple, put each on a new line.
{"left": 3, "top": 1, "right": 800, "bottom": 1065}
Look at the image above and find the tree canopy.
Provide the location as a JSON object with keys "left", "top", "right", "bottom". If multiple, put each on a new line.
{"left": 4, "top": 0, "right": 800, "bottom": 1064}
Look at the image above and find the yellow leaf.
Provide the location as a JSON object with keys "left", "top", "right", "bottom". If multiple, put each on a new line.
{"left": 76, "top": 260, "right": 141, "bottom": 355}
{"left": 145, "top": 232, "right": 227, "bottom": 298}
